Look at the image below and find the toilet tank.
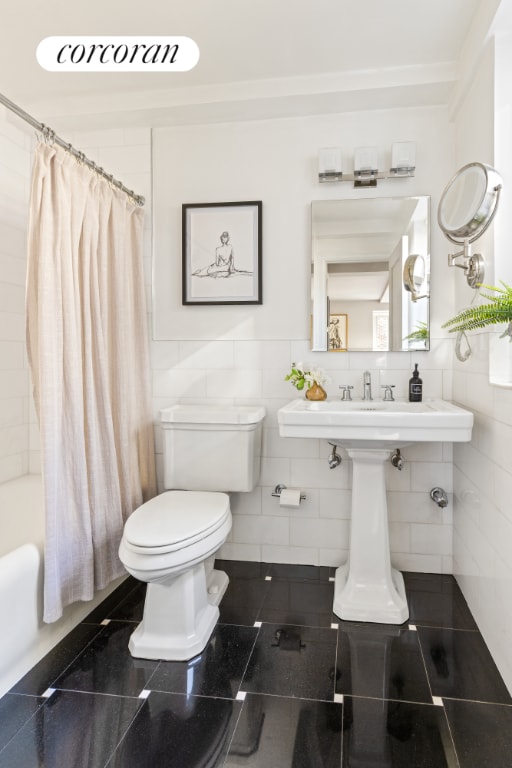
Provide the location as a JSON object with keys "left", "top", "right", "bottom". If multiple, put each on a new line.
{"left": 160, "top": 404, "right": 265, "bottom": 492}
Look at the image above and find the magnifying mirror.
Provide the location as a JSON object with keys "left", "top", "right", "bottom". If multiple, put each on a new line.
{"left": 438, "top": 162, "right": 502, "bottom": 287}
{"left": 403, "top": 254, "right": 428, "bottom": 301}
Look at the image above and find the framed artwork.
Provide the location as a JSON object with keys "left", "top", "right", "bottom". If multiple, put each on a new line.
{"left": 182, "top": 201, "right": 262, "bottom": 305}
{"left": 328, "top": 313, "right": 348, "bottom": 351}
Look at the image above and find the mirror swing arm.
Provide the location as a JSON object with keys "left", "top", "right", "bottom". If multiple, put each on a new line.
{"left": 446, "top": 238, "right": 486, "bottom": 289}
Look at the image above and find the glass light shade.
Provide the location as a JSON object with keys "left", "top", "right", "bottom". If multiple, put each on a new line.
{"left": 354, "top": 146, "right": 378, "bottom": 173}
{"left": 318, "top": 148, "right": 342, "bottom": 176}
{"left": 391, "top": 142, "right": 416, "bottom": 172}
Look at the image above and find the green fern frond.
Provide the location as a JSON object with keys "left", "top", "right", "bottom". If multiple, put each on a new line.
{"left": 403, "top": 321, "right": 429, "bottom": 342}
{"left": 442, "top": 281, "right": 512, "bottom": 335}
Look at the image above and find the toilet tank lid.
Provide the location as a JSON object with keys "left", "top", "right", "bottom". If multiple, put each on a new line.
{"left": 160, "top": 404, "right": 265, "bottom": 425}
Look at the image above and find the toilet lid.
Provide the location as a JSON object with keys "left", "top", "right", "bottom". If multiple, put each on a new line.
{"left": 123, "top": 491, "right": 230, "bottom": 549}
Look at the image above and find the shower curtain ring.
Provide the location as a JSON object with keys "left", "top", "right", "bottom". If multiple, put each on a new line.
{"left": 41, "top": 125, "right": 55, "bottom": 145}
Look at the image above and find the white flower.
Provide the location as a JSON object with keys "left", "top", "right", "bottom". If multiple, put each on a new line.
{"left": 307, "top": 368, "right": 330, "bottom": 386}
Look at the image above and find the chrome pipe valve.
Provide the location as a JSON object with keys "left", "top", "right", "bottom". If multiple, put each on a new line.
{"left": 430, "top": 487, "right": 448, "bottom": 508}
{"left": 327, "top": 443, "right": 342, "bottom": 469}
{"left": 390, "top": 449, "right": 404, "bottom": 470}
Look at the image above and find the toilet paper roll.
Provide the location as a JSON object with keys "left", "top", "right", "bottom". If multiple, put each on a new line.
{"left": 279, "top": 488, "right": 302, "bottom": 508}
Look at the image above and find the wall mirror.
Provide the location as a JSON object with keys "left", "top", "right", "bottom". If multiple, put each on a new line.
{"left": 438, "top": 162, "right": 502, "bottom": 288}
{"left": 311, "top": 196, "right": 430, "bottom": 351}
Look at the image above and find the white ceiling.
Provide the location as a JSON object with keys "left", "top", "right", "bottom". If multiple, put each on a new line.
{"left": 1, "top": 0, "right": 486, "bottom": 128}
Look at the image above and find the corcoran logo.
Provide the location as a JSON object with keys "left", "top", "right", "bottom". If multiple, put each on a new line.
{"left": 37, "top": 36, "right": 200, "bottom": 72}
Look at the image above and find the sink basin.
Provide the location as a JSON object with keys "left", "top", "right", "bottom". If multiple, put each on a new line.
{"left": 278, "top": 397, "right": 473, "bottom": 448}
{"left": 277, "top": 397, "right": 474, "bottom": 625}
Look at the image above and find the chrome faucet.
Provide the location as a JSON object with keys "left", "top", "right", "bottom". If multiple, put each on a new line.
{"left": 362, "top": 370, "right": 373, "bottom": 400}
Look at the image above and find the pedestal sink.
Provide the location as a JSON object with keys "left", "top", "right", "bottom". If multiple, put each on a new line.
{"left": 278, "top": 398, "right": 473, "bottom": 624}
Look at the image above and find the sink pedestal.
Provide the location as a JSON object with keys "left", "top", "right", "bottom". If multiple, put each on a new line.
{"left": 333, "top": 448, "right": 409, "bottom": 624}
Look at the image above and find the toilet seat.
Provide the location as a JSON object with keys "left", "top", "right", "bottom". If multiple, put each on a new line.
{"left": 123, "top": 491, "right": 230, "bottom": 555}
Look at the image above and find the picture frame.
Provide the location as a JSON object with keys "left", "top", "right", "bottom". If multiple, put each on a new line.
{"left": 328, "top": 313, "right": 348, "bottom": 351}
{"left": 182, "top": 201, "right": 262, "bottom": 305}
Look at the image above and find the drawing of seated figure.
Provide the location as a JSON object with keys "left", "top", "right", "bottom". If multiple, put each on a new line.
{"left": 193, "top": 231, "right": 253, "bottom": 278}
{"left": 193, "top": 231, "right": 235, "bottom": 278}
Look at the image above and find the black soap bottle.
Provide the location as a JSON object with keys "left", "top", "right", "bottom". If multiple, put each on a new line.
{"left": 409, "top": 363, "right": 423, "bottom": 402}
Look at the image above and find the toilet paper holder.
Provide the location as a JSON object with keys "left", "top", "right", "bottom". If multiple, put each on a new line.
{"left": 272, "top": 484, "right": 307, "bottom": 501}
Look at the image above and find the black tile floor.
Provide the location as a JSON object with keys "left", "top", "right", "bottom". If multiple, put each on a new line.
{"left": 1, "top": 561, "right": 512, "bottom": 767}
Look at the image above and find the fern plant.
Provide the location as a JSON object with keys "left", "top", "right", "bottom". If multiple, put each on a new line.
{"left": 403, "top": 321, "right": 429, "bottom": 344}
{"left": 442, "top": 282, "right": 512, "bottom": 339}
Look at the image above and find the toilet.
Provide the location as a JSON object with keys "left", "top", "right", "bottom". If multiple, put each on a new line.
{"left": 118, "top": 403, "right": 265, "bottom": 661}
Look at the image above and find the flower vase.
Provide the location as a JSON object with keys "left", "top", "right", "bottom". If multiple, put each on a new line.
{"left": 305, "top": 382, "right": 327, "bottom": 401}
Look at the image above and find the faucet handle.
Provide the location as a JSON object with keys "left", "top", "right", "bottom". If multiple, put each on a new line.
{"left": 339, "top": 385, "right": 353, "bottom": 401}
{"left": 381, "top": 385, "right": 395, "bottom": 401}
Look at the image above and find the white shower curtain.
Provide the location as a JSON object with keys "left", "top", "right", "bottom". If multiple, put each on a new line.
{"left": 26, "top": 142, "right": 157, "bottom": 623}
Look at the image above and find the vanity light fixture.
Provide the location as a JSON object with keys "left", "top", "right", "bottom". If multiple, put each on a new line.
{"left": 318, "top": 142, "right": 416, "bottom": 186}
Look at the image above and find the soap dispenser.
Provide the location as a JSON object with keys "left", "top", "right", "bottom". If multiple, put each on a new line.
{"left": 409, "top": 363, "right": 423, "bottom": 402}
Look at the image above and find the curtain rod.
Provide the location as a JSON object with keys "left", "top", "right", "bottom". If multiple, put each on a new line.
{"left": 0, "top": 92, "right": 145, "bottom": 207}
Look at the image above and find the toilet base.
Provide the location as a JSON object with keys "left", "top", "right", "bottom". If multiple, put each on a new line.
{"left": 128, "top": 564, "right": 229, "bottom": 661}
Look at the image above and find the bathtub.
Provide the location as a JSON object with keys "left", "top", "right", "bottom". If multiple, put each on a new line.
{"left": 0, "top": 474, "right": 125, "bottom": 698}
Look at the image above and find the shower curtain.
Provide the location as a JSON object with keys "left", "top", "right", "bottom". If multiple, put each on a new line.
{"left": 26, "top": 142, "right": 157, "bottom": 623}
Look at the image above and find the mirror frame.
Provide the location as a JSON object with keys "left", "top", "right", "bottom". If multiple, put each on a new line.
{"left": 438, "top": 161, "right": 502, "bottom": 244}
